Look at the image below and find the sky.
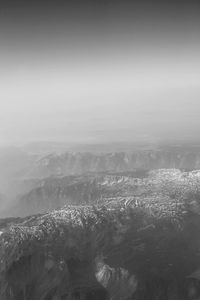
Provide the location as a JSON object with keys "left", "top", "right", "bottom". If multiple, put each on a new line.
{"left": 0, "top": 0, "right": 200, "bottom": 145}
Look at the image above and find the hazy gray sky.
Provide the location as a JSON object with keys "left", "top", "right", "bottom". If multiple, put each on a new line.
{"left": 0, "top": 0, "right": 200, "bottom": 145}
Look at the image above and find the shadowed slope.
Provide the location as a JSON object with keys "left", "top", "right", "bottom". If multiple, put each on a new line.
{"left": 1, "top": 191, "right": 200, "bottom": 299}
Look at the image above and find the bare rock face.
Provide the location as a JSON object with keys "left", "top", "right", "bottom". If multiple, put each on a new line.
{"left": 29, "top": 149, "right": 200, "bottom": 178}
{"left": 1, "top": 190, "right": 200, "bottom": 300}
{"left": 95, "top": 255, "right": 138, "bottom": 300}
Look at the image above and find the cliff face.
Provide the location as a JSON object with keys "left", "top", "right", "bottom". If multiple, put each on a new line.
{"left": 29, "top": 149, "right": 200, "bottom": 178}
{"left": 1, "top": 188, "right": 200, "bottom": 300}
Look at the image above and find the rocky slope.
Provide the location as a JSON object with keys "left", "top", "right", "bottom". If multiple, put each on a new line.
{"left": 1, "top": 146, "right": 200, "bottom": 299}
{"left": 2, "top": 145, "right": 200, "bottom": 217}
{"left": 1, "top": 192, "right": 200, "bottom": 300}
{"left": 6, "top": 169, "right": 200, "bottom": 217}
